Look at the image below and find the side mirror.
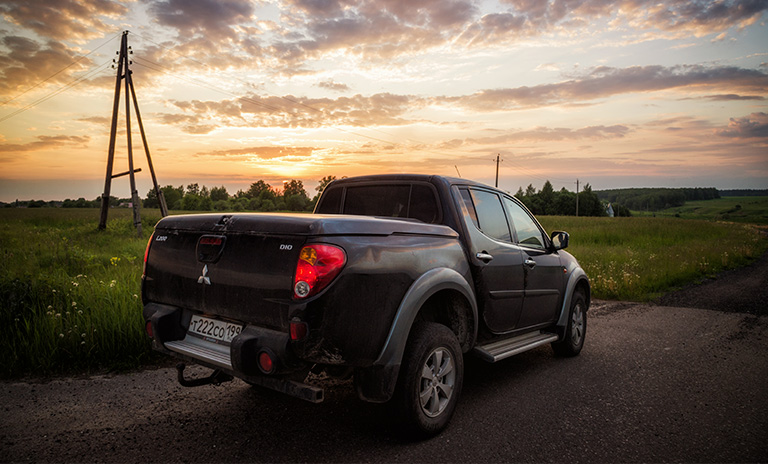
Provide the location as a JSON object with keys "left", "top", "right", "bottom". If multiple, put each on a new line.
{"left": 551, "top": 231, "right": 569, "bottom": 250}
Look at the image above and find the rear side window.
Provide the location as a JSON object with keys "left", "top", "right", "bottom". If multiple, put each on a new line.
{"left": 316, "top": 186, "right": 342, "bottom": 213}
{"left": 316, "top": 183, "right": 440, "bottom": 223}
{"left": 465, "top": 189, "right": 512, "bottom": 242}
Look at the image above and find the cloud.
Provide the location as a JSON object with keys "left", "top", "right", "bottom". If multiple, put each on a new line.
{"left": 702, "top": 94, "right": 765, "bottom": 101}
{"left": 146, "top": 0, "right": 255, "bottom": 40}
{"left": 0, "top": 0, "right": 127, "bottom": 42}
{"left": 446, "top": 65, "right": 768, "bottom": 110}
{"left": 155, "top": 113, "right": 217, "bottom": 134}
{"left": 0, "top": 135, "right": 90, "bottom": 152}
{"left": 716, "top": 112, "right": 768, "bottom": 139}
{"left": 317, "top": 80, "right": 350, "bottom": 92}
{"left": 162, "top": 92, "right": 422, "bottom": 129}
{"left": 0, "top": 36, "right": 93, "bottom": 97}
{"left": 438, "top": 125, "right": 630, "bottom": 149}
{"left": 459, "top": 0, "right": 768, "bottom": 47}
{"left": 196, "top": 146, "right": 316, "bottom": 159}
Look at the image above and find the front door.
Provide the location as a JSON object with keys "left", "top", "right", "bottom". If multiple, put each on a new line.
{"left": 502, "top": 197, "right": 564, "bottom": 327}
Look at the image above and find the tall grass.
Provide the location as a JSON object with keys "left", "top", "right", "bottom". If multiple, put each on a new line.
{"left": 0, "top": 208, "right": 162, "bottom": 377}
{"left": 539, "top": 216, "right": 767, "bottom": 300}
{"left": 1, "top": 209, "right": 766, "bottom": 377}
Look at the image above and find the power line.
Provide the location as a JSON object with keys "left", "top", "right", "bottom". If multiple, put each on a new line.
{"left": 0, "top": 31, "right": 122, "bottom": 107}
{"left": 0, "top": 60, "right": 113, "bottom": 124}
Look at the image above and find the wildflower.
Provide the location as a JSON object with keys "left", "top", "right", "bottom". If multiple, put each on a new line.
{"left": 80, "top": 341, "right": 86, "bottom": 345}
{"left": 14, "top": 318, "right": 19, "bottom": 322}
{"left": 47, "top": 305, "right": 53, "bottom": 310}
{"left": 77, "top": 310, "right": 83, "bottom": 315}
{"left": 56, "top": 313, "right": 61, "bottom": 318}
{"left": 81, "top": 333, "right": 86, "bottom": 338}
{"left": 110, "top": 280, "right": 116, "bottom": 288}
{"left": 72, "top": 301, "right": 77, "bottom": 307}
{"left": 59, "top": 333, "right": 64, "bottom": 338}
{"left": 52, "top": 289, "right": 57, "bottom": 293}
{"left": 76, "top": 274, "right": 84, "bottom": 278}
{"left": 110, "top": 257, "right": 120, "bottom": 266}
{"left": 66, "top": 311, "right": 70, "bottom": 316}
{"left": 71, "top": 281, "right": 79, "bottom": 287}
{"left": 133, "top": 294, "right": 138, "bottom": 299}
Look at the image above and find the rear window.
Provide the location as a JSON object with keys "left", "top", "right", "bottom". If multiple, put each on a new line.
{"left": 316, "top": 183, "right": 440, "bottom": 223}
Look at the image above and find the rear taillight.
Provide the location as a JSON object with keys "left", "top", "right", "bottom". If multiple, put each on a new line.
{"left": 293, "top": 244, "right": 346, "bottom": 299}
{"left": 142, "top": 232, "right": 154, "bottom": 277}
{"left": 145, "top": 321, "right": 154, "bottom": 338}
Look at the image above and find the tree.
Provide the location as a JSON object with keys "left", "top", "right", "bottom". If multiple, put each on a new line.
{"left": 283, "top": 179, "right": 307, "bottom": 198}
{"left": 200, "top": 185, "right": 210, "bottom": 198}
{"left": 315, "top": 175, "right": 337, "bottom": 194}
{"left": 539, "top": 180, "right": 555, "bottom": 215}
{"left": 161, "top": 185, "right": 184, "bottom": 209}
{"left": 246, "top": 180, "right": 272, "bottom": 199}
{"left": 210, "top": 186, "right": 229, "bottom": 202}
{"left": 186, "top": 183, "right": 200, "bottom": 196}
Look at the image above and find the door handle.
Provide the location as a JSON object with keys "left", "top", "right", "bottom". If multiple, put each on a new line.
{"left": 476, "top": 252, "right": 494, "bottom": 263}
{"left": 524, "top": 258, "right": 537, "bottom": 269}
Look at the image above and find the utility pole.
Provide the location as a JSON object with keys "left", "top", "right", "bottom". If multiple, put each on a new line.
{"left": 494, "top": 154, "right": 502, "bottom": 187}
{"left": 98, "top": 31, "right": 167, "bottom": 236}
{"left": 575, "top": 179, "right": 580, "bottom": 217}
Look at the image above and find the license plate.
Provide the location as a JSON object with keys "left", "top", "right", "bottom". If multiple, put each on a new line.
{"left": 188, "top": 315, "right": 243, "bottom": 346}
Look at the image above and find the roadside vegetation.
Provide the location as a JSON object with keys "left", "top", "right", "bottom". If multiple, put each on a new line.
{"left": 2, "top": 202, "right": 767, "bottom": 378}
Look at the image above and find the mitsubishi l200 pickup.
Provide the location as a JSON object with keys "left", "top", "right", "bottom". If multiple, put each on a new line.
{"left": 142, "top": 174, "right": 590, "bottom": 435}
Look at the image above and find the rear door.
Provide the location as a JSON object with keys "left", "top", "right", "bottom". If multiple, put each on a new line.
{"left": 455, "top": 187, "right": 525, "bottom": 333}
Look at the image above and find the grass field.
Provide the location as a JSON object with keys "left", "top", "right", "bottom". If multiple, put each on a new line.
{"left": 631, "top": 196, "right": 768, "bottom": 225}
{"left": 1, "top": 208, "right": 766, "bottom": 378}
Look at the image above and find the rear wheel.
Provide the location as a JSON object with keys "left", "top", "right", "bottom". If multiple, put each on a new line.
{"left": 552, "top": 290, "right": 586, "bottom": 357}
{"left": 396, "top": 322, "right": 463, "bottom": 437}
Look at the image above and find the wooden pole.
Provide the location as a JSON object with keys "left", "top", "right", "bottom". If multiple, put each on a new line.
{"left": 98, "top": 31, "right": 127, "bottom": 230}
{"left": 127, "top": 70, "right": 167, "bottom": 217}
{"left": 125, "top": 66, "right": 142, "bottom": 237}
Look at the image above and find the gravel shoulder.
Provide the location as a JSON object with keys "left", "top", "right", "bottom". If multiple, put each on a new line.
{"left": 655, "top": 249, "right": 768, "bottom": 316}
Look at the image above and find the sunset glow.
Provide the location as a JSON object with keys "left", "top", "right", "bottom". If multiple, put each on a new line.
{"left": 0, "top": 0, "right": 766, "bottom": 201}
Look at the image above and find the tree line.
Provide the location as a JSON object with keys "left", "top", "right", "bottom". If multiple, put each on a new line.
{"left": 144, "top": 176, "right": 337, "bottom": 212}
{"left": 595, "top": 187, "right": 719, "bottom": 211}
{"left": 513, "top": 181, "right": 629, "bottom": 217}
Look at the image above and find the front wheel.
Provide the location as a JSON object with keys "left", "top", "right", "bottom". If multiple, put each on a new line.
{"left": 395, "top": 322, "right": 463, "bottom": 437}
{"left": 552, "top": 290, "right": 587, "bottom": 357}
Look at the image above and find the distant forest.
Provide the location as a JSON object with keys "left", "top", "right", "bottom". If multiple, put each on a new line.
{"left": 595, "top": 187, "right": 720, "bottom": 212}
{"left": 719, "top": 189, "right": 768, "bottom": 197}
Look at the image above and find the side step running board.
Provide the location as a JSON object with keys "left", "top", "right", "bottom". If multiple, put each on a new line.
{"left": 474, "top": 331, "right": 559, "bottom": 362}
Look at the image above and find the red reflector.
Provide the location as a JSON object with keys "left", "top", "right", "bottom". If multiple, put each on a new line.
{"left": 258, "top": 351, "right": 275, "bottom": 374}
{"left": 200, "top": 237, "right": 222, "bottom": 246}
{"left": 290, "top": 321, "right": 308, "bottom": 341}
{"left": 145, "top": 321, "right": 154, "bottom": 338}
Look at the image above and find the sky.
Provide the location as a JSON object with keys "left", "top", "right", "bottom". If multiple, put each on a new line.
{"left": 0, "top": 0, "right": 767, "bottom": 202}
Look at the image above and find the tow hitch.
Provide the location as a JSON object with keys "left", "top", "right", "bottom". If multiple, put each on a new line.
{"left": 176, "top": 363, "right": 233, "bottom": 387}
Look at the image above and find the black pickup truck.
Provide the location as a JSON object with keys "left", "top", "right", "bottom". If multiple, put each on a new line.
{"left": 142, "top": 174, "right": 590, "bottom": 435}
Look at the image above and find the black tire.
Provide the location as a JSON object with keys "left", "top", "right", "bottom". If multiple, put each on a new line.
{"left": 395, "top": 322, "right": 463, "bottom": 437}
{"left": 552, "top": 290, "right": 587, "bottom": 357}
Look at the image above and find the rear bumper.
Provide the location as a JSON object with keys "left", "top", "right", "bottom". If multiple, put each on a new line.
{"left": 144, "top": 302, "right": 323, "bottom": 402}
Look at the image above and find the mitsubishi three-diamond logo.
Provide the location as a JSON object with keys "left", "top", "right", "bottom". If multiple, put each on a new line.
{"left": 197, "top": 264, "right": 211, "bottom": 285}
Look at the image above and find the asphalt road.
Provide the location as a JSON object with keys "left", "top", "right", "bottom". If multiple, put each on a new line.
{"left": 2, "top": 301, "right": 767, "bottom": 463}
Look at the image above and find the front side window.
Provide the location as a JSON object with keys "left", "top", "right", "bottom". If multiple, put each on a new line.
{"left": 504, "top": 197, "right": 546, "bottom": 249}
